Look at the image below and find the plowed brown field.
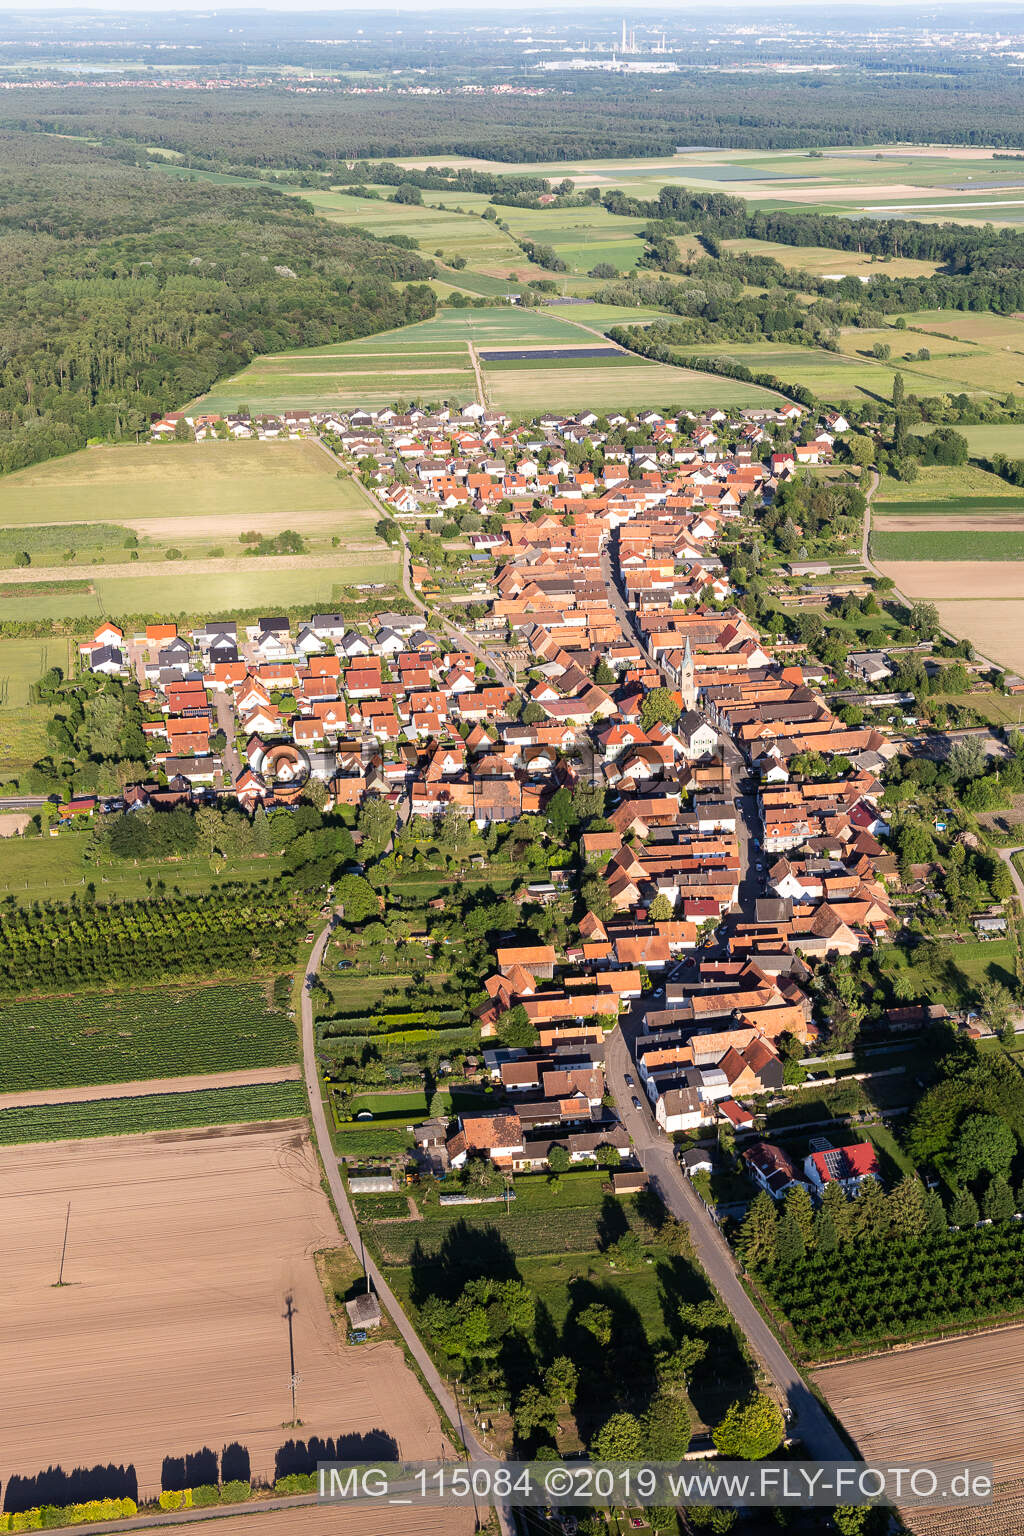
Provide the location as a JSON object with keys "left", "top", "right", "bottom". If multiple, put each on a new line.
{"left": 1, "top": 1124, "right": 446, "bottom": 1502}
{"left": 815, "top": 1327, "right": 1024, "bottom": 1534}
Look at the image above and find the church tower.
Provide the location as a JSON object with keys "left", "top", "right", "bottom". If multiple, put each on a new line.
{"left": 678, "top": 634, "right": 696, "bottom": 712}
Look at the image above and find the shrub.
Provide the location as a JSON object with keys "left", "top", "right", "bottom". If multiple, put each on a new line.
{"left": 191, "top": 1485, "right": 221, "bottom": 1507}
{"left": 158, "top": 1492, "right": 182, "bottom": 1511}
{"left": 274, "top": 1473, "right": 317, "bottom": 1494}
{"left": 220, "top": 1481, "right": 251, "bottom": 1504}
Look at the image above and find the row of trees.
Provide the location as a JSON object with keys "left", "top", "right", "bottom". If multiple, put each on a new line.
{"left": 0, "top": 889, "right": 312, "bottom": 994}
{"left": 763, "top": 1219, "right": 1024, "bottom": 1355}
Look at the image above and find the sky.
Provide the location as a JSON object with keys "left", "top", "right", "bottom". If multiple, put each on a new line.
{"left": 0, "top": 0, "right": 970, "bottom": 12}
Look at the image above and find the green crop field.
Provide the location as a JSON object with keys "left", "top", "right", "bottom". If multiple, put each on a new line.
{"left": 871, "top": 530, "right": 1024, "bottom": 561}
{"left": 203, "top": 303, "right": 758, "bottom": 418}
{"left": 683, "top": 340, "right": 899, "bottom": 400}
{"left": 483, "top": 357, "right": 781, "bottom": 413}
{"left": 0, "top": 440, "right": 397, "bottom": 618}
{"left": 955, "top": 424, "right": 1024, "bottom": 458}
{"left": 0, "top": 1079, "right": 308, "bottom": 1145}
{"left": 0, "top": 979, "right": 297, "bottom": 1092}
{"left": 0, "top": 439, "right": 367, "bottom": 528}
{"left": 383, "top": 146, "right": 1024, "bottom": 223}
{"left": 496, "top": 203, "right": 649, "bottom": 275}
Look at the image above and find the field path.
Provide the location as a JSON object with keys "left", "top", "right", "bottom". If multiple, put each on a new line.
{"left": 0, "top": 1063, "right": 301, "bottom": 1113}
{"left": 467, "top": 341, "right": 486, "bottom": 406}
{"left": 299, "top": 914, "right": 512, "bottom": 1536}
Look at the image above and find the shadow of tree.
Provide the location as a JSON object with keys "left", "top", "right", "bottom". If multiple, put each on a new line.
{"left": 161, "top": 1449, "right": 218, "bottom": 1492}
{"left": 221, "top": 1443, "right": 251, "bottom": 1484}
{"left": 408, "top": 1219, "right": 519, "bottom": 1308}
{"left": 561, "top": 1276, "right": 657, "bottom": 1443}
{"left": 656, "top": 1256, "right": 756, "bottom": 1428}
{"left": 3, "top": 1464, "right": 137, "bottom": 1514}
{"left": 596, "top": 1193, "right": 629, "bottom": 1250}
{"left": 274, "top": 1431, "right": 398, "bottom": 1481}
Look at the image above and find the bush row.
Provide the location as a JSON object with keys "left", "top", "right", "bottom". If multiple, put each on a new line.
{"left": 157, "top": 1481, "right": 250, "bottom": 1510}
{"left": 0, "top": 1499, "right": 137, "bottom": 1530}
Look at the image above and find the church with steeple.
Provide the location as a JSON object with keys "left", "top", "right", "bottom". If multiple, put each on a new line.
{"left": 677, "top": 634, "right": 696, "bottom": 712}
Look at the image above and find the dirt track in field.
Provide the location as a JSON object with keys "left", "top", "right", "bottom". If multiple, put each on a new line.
{"left": 873, "top": 515, "right": 1024, "bottom": 532}
{"left": 0, "top": 1125, "right": 448, "bottom": 1500}
{"left": 184, "top": 1504, "right": 476, "bottom": 1534}
{"left": 0, "top": 1064, "right": 302, "bottom": 1112}
{"left": 815, "top": 1327, "right": 1024, "bottom": 1533}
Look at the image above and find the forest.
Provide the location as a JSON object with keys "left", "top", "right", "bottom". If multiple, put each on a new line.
{"left": 9, "top": 65, "right": 1024, "bottom": 164}
{"left": 0, "top": 132, "right": 435, "bottom": 477}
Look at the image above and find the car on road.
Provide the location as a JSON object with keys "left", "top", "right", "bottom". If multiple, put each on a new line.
{"left": 624, "top": 1072, "right": 634, "bottom": 1087}
{"left": 631, "top": 1095, "right": 642, "bottom": 1111}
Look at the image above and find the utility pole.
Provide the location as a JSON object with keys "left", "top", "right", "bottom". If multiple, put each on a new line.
{"left": 283, "top": 1293, "right": 302, "bottom": 1427}
{"left": 454, "top": 1390, "right": 480, "bottom": 1531}
{"left": 54, "top": 1201, "right": 72, "bottom": 1288}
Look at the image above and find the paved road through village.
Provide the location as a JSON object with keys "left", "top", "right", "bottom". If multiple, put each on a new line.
{"left": 598, "top": 524, "right": 854, "bottom": 1460}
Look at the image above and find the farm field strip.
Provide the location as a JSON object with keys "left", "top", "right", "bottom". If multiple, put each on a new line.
{"left": 0, "top": 1063, "right": 302, "bottom": 1112}
{"left": 0, "top": 1081, "right": 309, "bottom": 1144}
{"left": 0, "top": 1126, "right": 447, "bottom": 1497}
{"left": 483, "top": 359, "right": 783, "bottom": 412}
{"left": 870, "top": 530, "right": 1024, "bottom": 561}
{"left": 0, "top": 440, "right": 372, "bottom": 527}
{"left": 0, "top": 558, "right": 400, "bottom": 622}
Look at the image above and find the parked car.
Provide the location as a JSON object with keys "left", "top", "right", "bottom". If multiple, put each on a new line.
{"left": 624, "top": 1072, "right": 634, "bottom": 1088}
{"left": 631, "top": 1096, "right": 642, "bottom": 1111}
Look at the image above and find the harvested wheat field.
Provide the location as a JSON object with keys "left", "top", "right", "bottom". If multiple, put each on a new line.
{"left": 928, "top": 601, "right": 1024, "bottom": 675}
{"left": 0, "top": 1124, "right": 445, "bottom": 1501}
{"left": 815, "top": 1327, "right": 1024, "bottom": 1533}
{"left": 874, "top": 561, "right": 1024, "bottom": 599}
{"left": 873, "top": 560, "right": 1024, "bottom": 671}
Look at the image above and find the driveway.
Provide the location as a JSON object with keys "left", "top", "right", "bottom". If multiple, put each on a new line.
{"left": 214, "top": 688, "right": 240, "bottom": 784}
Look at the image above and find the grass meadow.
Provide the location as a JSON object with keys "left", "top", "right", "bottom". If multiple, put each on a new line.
{"left": 0, "top": 635, "right": 74, "bottom": 781}
{"left": 875, "top": 464, "right": 1024, "bottom": 506}
{"left": 0, "top": 440, "right": 397, "bottom": 620}
{"left": 721, "top": 237, "right": 939, "bottom": 279}
{"left": 0, "top": 830, "right": 288, "bottom": 904}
